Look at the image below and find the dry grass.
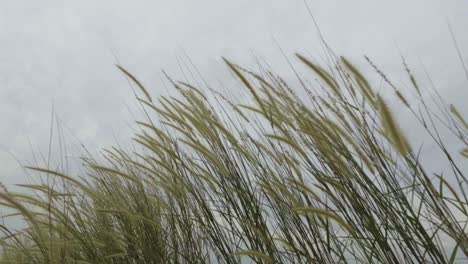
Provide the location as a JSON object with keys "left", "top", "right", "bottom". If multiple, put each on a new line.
{"left": 0, "top": 53, "right": 467, "bottom": 263}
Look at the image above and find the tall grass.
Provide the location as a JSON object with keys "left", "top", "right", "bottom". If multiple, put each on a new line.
{"left": 0, "top": 53, "right": 467, "bottom": 263}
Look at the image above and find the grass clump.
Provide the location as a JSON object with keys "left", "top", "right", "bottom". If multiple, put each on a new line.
{"left": 0, "top": 53, "right": 467, "bottom": 263}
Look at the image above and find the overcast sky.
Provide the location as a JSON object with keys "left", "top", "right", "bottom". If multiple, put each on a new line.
{"left": 1, "top": 0, "right": 467, "bottom": 191}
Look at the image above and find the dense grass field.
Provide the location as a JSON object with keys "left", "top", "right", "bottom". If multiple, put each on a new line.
{"left": 0, "top": 53, "right": 467, "bottom": 263}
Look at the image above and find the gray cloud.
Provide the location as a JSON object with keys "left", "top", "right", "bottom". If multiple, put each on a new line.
{"left": 0, "top": 0, "right": 467, "bottom": 191}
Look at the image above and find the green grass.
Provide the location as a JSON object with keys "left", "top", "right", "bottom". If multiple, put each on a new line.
{"left": 0, "top": 53, "right": 467, "bottom": 263}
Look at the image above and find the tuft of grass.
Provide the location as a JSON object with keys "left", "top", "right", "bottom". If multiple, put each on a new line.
{"left": 377, "top": 95, "right": 412, "bottom": 155}
{"left": 0, "top": 53, "right": 467, "bottom": 263}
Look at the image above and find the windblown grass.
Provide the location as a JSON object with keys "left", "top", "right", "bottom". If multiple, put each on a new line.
{"left": 0, "top": 53, "right": 467, "bottom": 263}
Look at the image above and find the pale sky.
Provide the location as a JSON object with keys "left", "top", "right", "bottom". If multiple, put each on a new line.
{"left": 0, "top": 0, "right": 467, "bottom": 191}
